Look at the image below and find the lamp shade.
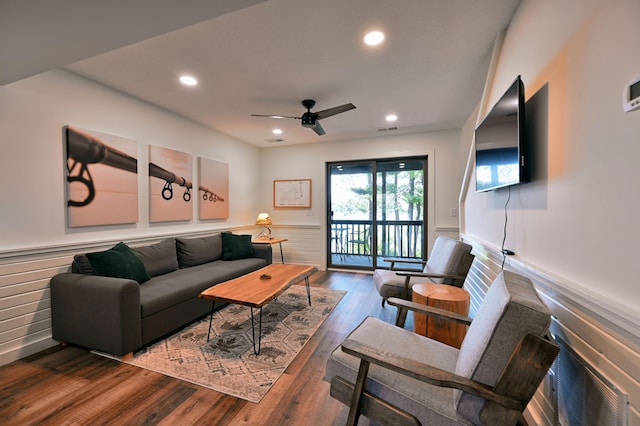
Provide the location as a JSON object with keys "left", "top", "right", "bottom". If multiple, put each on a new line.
{"left": 255, "top": 213, "right": 272, "bottom": 226}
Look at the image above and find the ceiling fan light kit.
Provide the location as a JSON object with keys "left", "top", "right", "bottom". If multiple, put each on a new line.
{"left": 252, "top": 99, "right": 356, "bottom": 136}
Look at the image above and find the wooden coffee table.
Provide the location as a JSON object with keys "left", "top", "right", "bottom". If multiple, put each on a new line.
{"left": 199, "top": 264, "right": 317, "bottom": 354}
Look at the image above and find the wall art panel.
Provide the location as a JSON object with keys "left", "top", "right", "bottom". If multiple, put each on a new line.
{"left": 148, "top": 145, "right": 193, "bottom": 223}
{"left": 65, "top": 126, "right": 138, "bottom": 227}
{"left": 198, "top": 157, "right": 228, "bottom": 220}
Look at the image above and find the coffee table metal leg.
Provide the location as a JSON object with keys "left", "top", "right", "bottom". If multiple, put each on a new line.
{"left": 250, "top": 306, "right": 263, "bottom": 355}
{"left": 207, "top": 300, "right": 216, "bottom": 341}
{"left": 305, "top": 276, "right": 311, "bottom": 306}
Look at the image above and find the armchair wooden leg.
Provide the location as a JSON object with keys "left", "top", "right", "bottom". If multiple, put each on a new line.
{"left": 347, "top": 358, "right": 371, "bottom": 426}
{"left": 395, "top": 306, "right": 408, "bottom": 328}
{"left": 393, "top": 276, "right": 412, "bottom": 328}
{"left": 331, "top": 376, "right": 421, "bottom": 426}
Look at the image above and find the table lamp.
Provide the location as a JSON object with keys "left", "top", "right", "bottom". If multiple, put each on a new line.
{"left": 255, "top": 212, "right": 273, "bottom": 240}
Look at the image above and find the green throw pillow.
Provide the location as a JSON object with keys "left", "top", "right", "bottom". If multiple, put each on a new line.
{"left": 221, "top": 232, "right": 254, "bottom": 261}
{"left": 86, "top": 242, "right": 151, "bottom": 284}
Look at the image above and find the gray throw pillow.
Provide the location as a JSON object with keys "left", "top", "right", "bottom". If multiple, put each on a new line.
{"left": 131, "top": 238, "right": 179, "bottom": 277}
{"left": 175, "top": 235, "right": 222, "bottom": 268}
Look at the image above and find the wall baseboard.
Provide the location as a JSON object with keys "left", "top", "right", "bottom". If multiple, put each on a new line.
{"left": 0, "top": 337, "right": 57, "bottom": 367}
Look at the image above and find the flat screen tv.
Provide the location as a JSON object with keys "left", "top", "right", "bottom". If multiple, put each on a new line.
{"left": 475, "top": 75, "right": 529, "bottom": 192}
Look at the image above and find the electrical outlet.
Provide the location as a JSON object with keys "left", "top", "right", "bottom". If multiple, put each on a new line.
{"left": 450, "top": 208, "right": 457, "bottom": 217}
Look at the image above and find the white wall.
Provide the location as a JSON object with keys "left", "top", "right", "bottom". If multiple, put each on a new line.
{"left": 258, "top": 129, "right": 465, "bottom": 266}
{"left": 462, "top": 0, "right": 640, "bottom": 321}
{"left": 460, "top": 0, "right": 640, "bottom": 423}
{"left": 0, "top": 69, "right": 261, "bottom": 253}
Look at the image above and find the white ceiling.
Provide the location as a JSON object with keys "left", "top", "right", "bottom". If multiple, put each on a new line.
{"left": 2, "top": 0, "right": 521, "bottom": 147}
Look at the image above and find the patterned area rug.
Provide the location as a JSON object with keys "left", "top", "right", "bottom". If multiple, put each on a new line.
{"left": 125, "top": 285, "right": 346, "bottom": 403}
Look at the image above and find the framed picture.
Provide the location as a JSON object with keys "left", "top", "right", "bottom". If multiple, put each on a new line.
{"left": 273, "top": 179, "right": 312, "bottom": 208}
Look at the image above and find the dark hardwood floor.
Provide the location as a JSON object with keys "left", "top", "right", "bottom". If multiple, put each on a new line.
{"left": 0, "top": 271, "right": 404, "bottom": 426}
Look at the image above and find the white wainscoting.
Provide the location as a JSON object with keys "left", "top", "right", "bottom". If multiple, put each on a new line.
{"left": 0, "top": 252, "right": 68, "bottom": 367}
{"left": 461, "top": 234, "right": 640, "bottom": 425}
{"left": 269, "top": 224, "right": 322, "bottom": 268}
{"left": 434, "top": 226, "right": 460, "bottom": 242}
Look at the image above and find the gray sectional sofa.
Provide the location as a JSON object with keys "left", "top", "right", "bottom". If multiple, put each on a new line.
{"left": 50, "top": 233, "right": 272, "bottom": 357}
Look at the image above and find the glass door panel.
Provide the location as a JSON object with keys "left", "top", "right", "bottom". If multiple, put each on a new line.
{"left": 328, "top": 162, "right": 373, "bottom": 269}
{"left": 376, "top": 159, "right": 426, "bottom": 269}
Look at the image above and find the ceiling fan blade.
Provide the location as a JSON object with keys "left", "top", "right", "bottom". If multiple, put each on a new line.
{"left": 311, "top": 121, "right": 326, "bottom": 136}
{"left": 315, "top": 103, "right": 356, "bottom": 119}
{"left": 251, "top": 114, "right": 300, "bottom": 120}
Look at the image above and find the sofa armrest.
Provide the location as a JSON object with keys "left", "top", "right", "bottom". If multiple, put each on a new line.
{"left": 252, "top": 243, "right": 273, "bottom": 265}
{"left": 50, "top": 273, "right": 142, "bottom": 356}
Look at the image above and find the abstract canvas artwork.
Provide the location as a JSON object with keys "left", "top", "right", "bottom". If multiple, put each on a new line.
{"left": 65, "top": 126, "right": 138, "bottom": 227}
{"left": 148, "top": 145, "right": 193, "bottom": 223}
{"left": 198, "top": 157, "right": 229, "bottom": 220}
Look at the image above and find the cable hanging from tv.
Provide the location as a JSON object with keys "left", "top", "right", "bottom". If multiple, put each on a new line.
{"left": 66, "top": 126, "right": 224, "bottom": 207}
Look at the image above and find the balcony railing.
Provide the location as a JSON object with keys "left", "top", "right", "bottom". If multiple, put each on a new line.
{"left": 330, "top": 220, "right": 424, "bottom": 260}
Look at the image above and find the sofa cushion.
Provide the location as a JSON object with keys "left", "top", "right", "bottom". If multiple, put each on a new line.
{"left": 138, "top": 257, "right": 268, "bottom": 317}
{"left": 86, "top": 242, "right": 151, "bottom": 284}
{"left": 221, "top": 232, "right": 254, "bottom": 260}
{"left": 175, "top": 235, "right": 222, "bottom": 268}
{"left": 131, "top": 238, "right": 179, "bottom": 277}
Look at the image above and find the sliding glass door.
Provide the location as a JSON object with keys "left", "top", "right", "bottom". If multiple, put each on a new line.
{"left": 327, "top": 157, "right": 426, "bottom": 270}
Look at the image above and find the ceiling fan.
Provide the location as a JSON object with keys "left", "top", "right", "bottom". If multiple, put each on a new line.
{"left": 251, "top": 99, "right": 356, "bottom": 136}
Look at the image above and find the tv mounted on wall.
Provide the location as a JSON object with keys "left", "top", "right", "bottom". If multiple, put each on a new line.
{"left": 475, "top": 75, "right": 529, "bottom": 192}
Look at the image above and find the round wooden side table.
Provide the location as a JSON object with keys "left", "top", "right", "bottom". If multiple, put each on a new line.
{"left": 412, "top": 283, "right": 470, "bottom": 348}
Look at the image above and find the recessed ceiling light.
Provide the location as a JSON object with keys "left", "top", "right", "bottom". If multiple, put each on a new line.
{"left": 179, "top": 75, "right": 198, "bottom": 86}
{"left": 364, "top": 31, "right": 385, "bottom": 46}
{"left": 386, "top": 114, "right": 398, "bottom": 122}
{"left": 272, "top": 128, "right": 283, "bottom": 135}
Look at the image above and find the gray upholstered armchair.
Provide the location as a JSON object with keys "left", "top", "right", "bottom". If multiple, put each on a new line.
{"left": 373, "top": 236, "right": 474, "bottom": 320}
{"left": 325, "top": 270, "right": 559, "bottom": 425}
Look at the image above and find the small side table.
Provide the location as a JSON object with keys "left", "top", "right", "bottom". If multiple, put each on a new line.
{"left": 412, "top": 283, "right": 470, "bottom": 348}
{"left": 252, "top": 237, "right": 288, "bottom": 264}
